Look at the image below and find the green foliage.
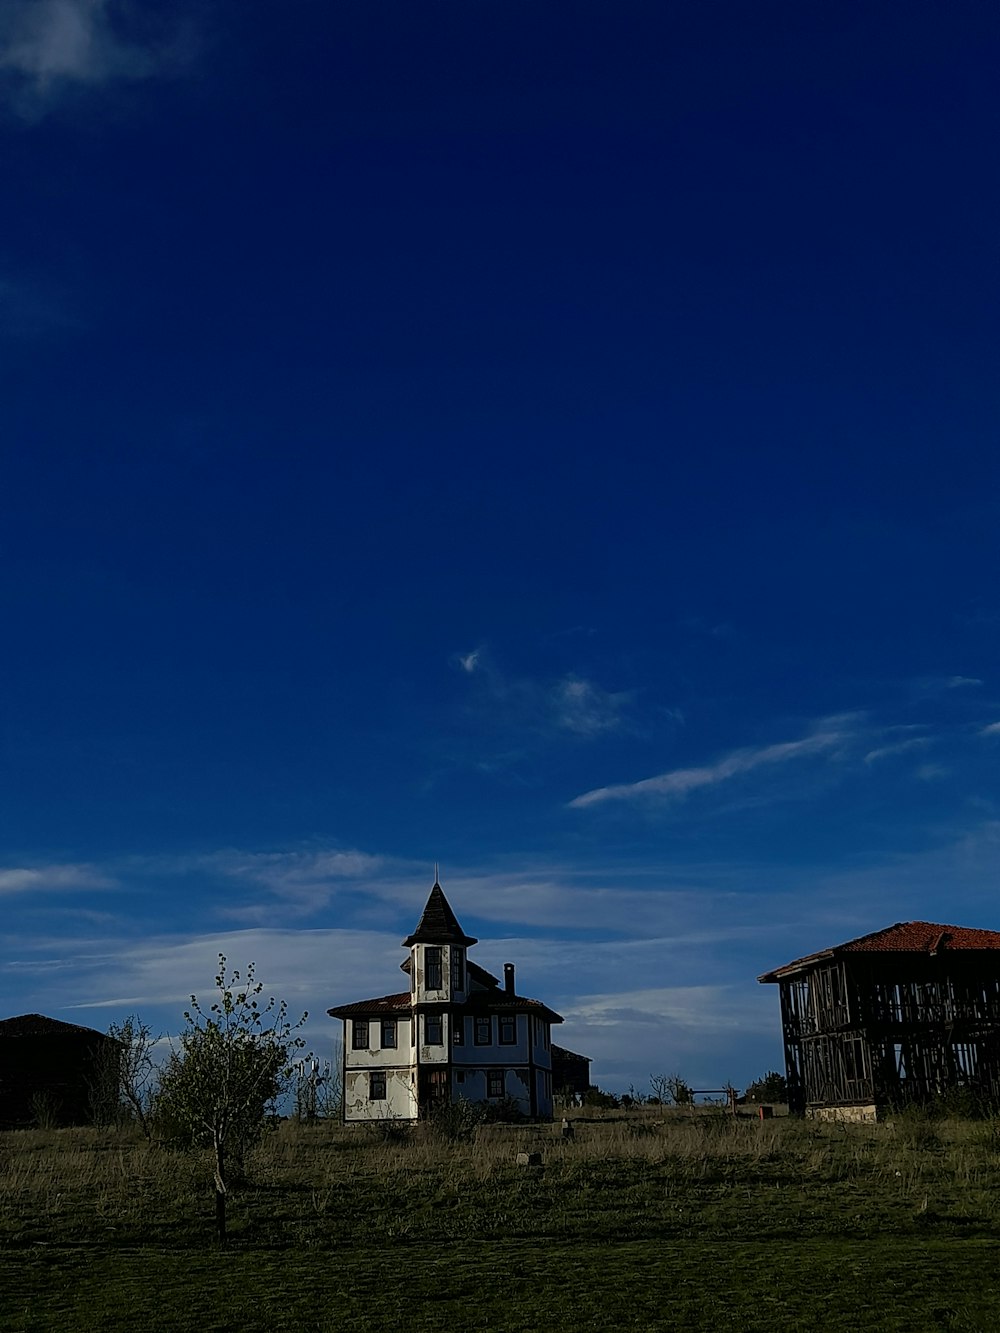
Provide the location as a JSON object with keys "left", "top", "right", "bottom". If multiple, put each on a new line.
{"left": 745, "top": 1070, "right": 788, "bottom": 1104}
{"left": 583, "top": 1085, "right": 620, "bottom": 1109}
{"left": 152, "top": 955, "right": 306, "bottom": 1239}
{"left": 429, "top": 1097, "right": 488, "bottom": 1141}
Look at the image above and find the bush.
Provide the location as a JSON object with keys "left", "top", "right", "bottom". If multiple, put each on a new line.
{"left": 584, "top": 1086, "right": 620, "bottom": 1109}
{"left": 746, "top": 1071, "right": 788, "bottom": 1104}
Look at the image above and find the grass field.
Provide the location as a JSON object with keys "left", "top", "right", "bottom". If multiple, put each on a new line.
{"left": 3, "top": 1111, "right": 1000, "bottom": 1330}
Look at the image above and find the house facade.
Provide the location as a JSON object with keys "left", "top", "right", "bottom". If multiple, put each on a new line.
{"left": 328, "top": 883, "right": 563, "bottom": 1122}
{"left": 759, "top": 921, "right": 1000, "bottom": 1120}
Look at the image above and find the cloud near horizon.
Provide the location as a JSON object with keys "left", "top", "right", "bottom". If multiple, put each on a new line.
{"left": 0, "top": 863, "right": 114, "bottom": 894}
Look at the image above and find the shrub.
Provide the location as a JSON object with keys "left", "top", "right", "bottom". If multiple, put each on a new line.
{"left": 745, "top": 1071, "right": 788, "bottom": 1104}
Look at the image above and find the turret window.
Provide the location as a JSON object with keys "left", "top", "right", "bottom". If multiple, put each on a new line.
{"left": 451, "top": 949, "right": 464, "bottom": 991}
{"left": 425, "top": 1014, "right": 443, "bottom": 1045}
{"left": 425, "top": 947, "right": 442, "bottom": 990}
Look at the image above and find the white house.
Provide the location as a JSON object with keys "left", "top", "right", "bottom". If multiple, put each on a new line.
{"left": 328, "top": 882, "right": 563, "bottom": 1122}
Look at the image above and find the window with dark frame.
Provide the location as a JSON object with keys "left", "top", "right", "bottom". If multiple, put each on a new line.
{"left": 352, "top": 1019, "right": 369, "bottom": 1049}
{"left": 450, "top": 949, "right": 464, "bottom": 992}
{"left": 499, "top": 1014, "right": 516, "bottom": 1045}
{"left": 425, "top": 946, "right": 442, "bottom": 990}
{"left": 425, "top": 1013, "right": 443, "bottom": 1045}
{"left": 474, "top": 1016, "right": 492, "bottom": 1045}
{"left": 381, "top": 1018, "right": 397, "bottom": 1048}
{"left": 452, "top": 1018, "right": 465, "bottom": 1045}
{"left": 487, "top": 1069, "right": 504, "bottom": 1098}
{"left": 369, "top": 1070, "right": 386, "bottom": 1100}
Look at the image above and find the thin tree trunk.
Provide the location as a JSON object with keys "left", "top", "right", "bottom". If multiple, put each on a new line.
{"left": 214, "top": 1140, "right": 227, "bottom": 1243}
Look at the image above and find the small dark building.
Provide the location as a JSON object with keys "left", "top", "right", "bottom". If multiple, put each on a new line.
{"left": 759, "top": 922, "right": 1000, "bottom": 1120}
{"left": 0, "top": 1013, "right": 119, "bottom": 1129}
{"left": 551, "top": 1045, "right": 591, "bottom": 1101}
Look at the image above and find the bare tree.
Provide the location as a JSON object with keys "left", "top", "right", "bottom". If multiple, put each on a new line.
{"left": 108, "top": 1015, "right": 159, "bottom": 1137}
{"left": 650, "top": 1073, "right": 693, "bottom": 1106}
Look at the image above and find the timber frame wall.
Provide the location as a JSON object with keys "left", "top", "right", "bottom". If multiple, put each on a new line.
{"left": 776, "top": 956, "right": 1000, "bottom": 1114}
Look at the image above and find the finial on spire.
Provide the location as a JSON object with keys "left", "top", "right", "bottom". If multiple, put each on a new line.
{"left": 434, "top": 860, "right": 440, "bottom": 885}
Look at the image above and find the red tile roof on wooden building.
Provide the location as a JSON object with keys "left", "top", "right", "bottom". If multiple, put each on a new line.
{"left": 759, "top": 921, "right": 1000, "bottom": 983}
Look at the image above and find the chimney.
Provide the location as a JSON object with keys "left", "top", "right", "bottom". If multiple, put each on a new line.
{"left": 504, "top": 963, "right": 515, "bottom": 995}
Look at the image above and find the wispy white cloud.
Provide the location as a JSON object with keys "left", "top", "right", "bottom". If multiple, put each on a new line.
{"left": 561, "top": 985, "right": 773, "bottom": 1035}
{"left": 551, "top": 674, "right": 631, "bottom": 736}
{"left": 979, "top": 722, "right": 1000, "bottom": 737}
{"left": 201, "top": 847, "right": 394, "bottom": 921}
{"left": 454, "top": 646, "right": 634, "bottom": 746}
{"left": 0, "top": 0, "right": 191, "bottom": 117}
{"left": 569, "top": 717, "right": 856, "bottom": 809}
{"left": 0, "top": 863, "right": 114, "bottom": 895}
{"left": 863, "top": 736, "right": 930, "bottom": 765}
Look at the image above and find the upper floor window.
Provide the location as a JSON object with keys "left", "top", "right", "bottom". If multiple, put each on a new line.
{"left": 425, "top": 947, "right": 442, "bottom": 990}
{"left": 499, "top": 1015, "right": 517, "bottom": 1045}
{"left": 381, "top": 1019, "right": 397, "bottom": 1048}
{"left": 474, "top": 1016, "right": 492, "bottom": 1046}
{"left": 450, "top": 949, "right": 464, "bottom": 992}
{"left": 452, "top": 1018, "right": 465, "bottom": 1046}
{"left": 425, "top": 1014, "right": 443, "bottom": 1045}
{"left": 352, "top": 1019, "right": 369, "bottom": 1050}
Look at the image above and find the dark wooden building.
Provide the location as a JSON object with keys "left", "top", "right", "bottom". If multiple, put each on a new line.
{"left": 0, "top": 1013, "right": 118, "bottom": 1129}
{"left": 551, "top": 1045, "right": 591, "bottom": 1102}
{"left": 759, "top": 922, "right": 1000, "bottom": 1119}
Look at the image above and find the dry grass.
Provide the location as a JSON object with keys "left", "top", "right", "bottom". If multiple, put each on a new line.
{"left": 4, "top": 1112, "right": 1000, "bottom": 1328}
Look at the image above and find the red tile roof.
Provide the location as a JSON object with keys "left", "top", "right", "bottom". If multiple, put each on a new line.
{"left": 759, "top": 921, "right": 1000, "bottom": 982}
{"left": 464, "top": 992, "right": 563, "bottom": 1023}
{"left": 327, "top": 992, "right": 412, "bottom": 1019}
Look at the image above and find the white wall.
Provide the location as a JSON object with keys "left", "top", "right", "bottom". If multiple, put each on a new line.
{"left": 344, "top": 1067, "right": 418, "bottom": 1122}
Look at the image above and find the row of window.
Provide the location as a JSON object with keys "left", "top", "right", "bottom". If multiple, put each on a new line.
{"left": 352, "top": 1014, "right": 523, "bottom": 1049}
{"left": 368, "top": 1069, "right": 507, "bottom": 1100}
{"left": 352, "top": 1018, "right": 398, "bottom": 1050}
{"left": 412, "top": 946, "right": 465, "bottom": 994}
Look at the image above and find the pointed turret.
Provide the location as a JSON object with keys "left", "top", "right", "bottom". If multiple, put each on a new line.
{"left": 404, "top": 881, "right": 475, "bottom": 1006}
{"left": 403, "top": 882, "right": 478, "bottom": 948}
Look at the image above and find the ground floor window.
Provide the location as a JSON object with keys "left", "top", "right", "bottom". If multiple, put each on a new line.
{"left": 425, "top": 1014, "right": 443, "bottom": 1045}
{"left": 369, "top": 1071, "right": 386, "bottom": 1100}
{"left": 487, "top": 1069, "right": 504, "bottom": 1098}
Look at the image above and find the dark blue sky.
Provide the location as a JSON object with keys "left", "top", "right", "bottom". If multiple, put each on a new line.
{"left": 2, "top": 1, "right": 999, "bottom": 1089}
